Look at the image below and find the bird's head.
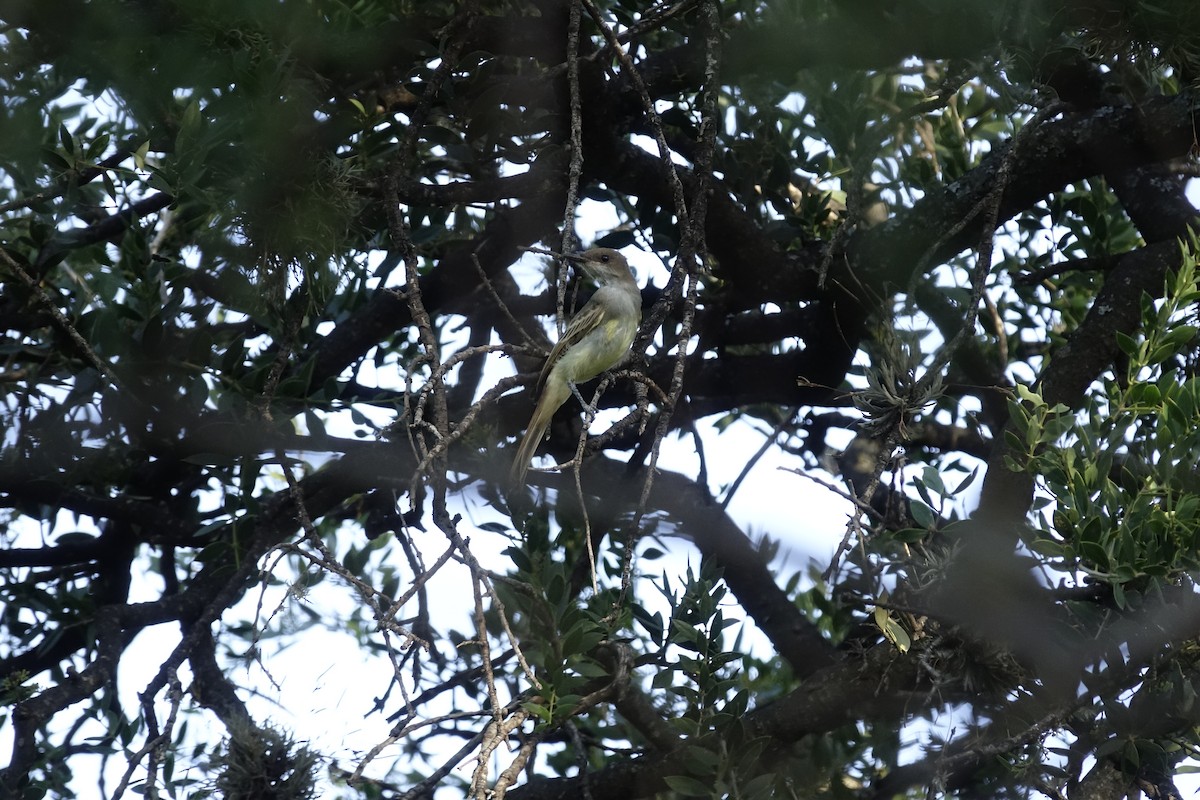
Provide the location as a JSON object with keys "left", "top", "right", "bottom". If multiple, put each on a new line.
{"left": 565, "top": 247, "right": 635, "bottom": 287}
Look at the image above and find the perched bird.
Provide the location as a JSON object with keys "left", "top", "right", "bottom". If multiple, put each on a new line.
{"left": 509, "top": 248, "right": 641, "bottom": 485}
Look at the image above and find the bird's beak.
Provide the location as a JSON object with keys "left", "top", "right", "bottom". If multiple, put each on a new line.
{"left": 561, "top": 251, "right": 595, "bottom": 279}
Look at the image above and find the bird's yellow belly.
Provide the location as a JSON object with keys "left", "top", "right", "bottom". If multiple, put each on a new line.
{"left": 556, "top": 319, "right": 637, "bottom": 383}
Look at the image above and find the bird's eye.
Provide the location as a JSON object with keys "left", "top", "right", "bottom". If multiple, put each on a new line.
{"left": 599, "top": 254, "right": 610, "bottom": 262}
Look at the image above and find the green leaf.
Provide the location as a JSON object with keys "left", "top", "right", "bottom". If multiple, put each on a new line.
{"left": 910, "top": 500, "right": 936, "bottom": 529}
{"left": 1029, "top": 538, "right": 1067, "bottom": 559}
{"left": 662, "top": 775, "right": 713, "bottom": 796}
{"left": 59, "top": 122, "right": 74, "bottom": 156}
{"left": 1015, "top": 384, "right": 1041, "bottom": 405}
{"left": 1164, "top": 324, "right": 1198, "bottom": 347}
{"left": 919, "top": 466, "right": 946, "bottom": 496}
{"left": 1115, "top": 330, "right": 1140, "bottom": 359}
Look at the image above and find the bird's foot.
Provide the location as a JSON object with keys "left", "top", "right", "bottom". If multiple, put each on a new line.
{"left": 568, "top": 382, "right": 597, "bottom": 418}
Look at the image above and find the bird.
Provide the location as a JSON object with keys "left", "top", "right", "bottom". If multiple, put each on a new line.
{"left": 509, "top": 248, "right": 641, "bottom": 486}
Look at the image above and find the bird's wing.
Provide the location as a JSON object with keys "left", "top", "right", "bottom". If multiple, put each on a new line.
{"left": 536, "top": 297, "right": 605, "bottom": 390}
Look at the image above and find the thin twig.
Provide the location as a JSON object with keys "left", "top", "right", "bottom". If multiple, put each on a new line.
{"left": 470, "top": 252, "right": 538, "bottom": 346}
{"left": 393, "top": 729, "right": 488, "bottom": 800}
{"left": 0, "top": 248, "right": 121, "bottom": 387}
{"left": 579, "top": 0, "right": 690, "bottom": 226}
{"left": 560, "top": 0, "right": 585, "bottom": 260}
{"left": 782, "top": 466, "right": 885, "bottom": 521}
{"left": 620, "top": 0, "right": 722, "bottom": 594}
{"left": 720, "top": 407, "right": 799, "bottom": 510}
{"left": 567, "top": 378, "right": 613, "bottom": 593}
{"left": 611, "top": 0, "right": 704, "bottom": 45}
{"left": 109, "top": 676, "right": 183, "bottom": 800}
{"left": 469, "top": 573, "right": 504, "bottom": 799}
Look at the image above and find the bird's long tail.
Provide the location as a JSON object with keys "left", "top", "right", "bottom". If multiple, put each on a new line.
{"left": 509, "top": 377, "right": 569, "bottom": 486}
